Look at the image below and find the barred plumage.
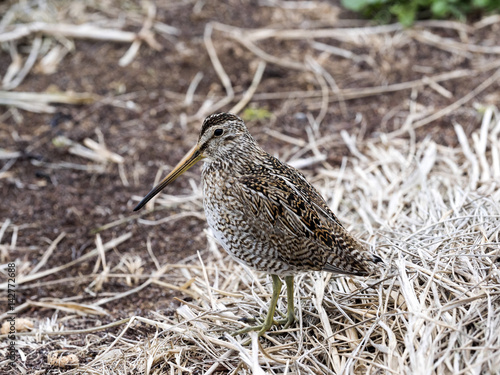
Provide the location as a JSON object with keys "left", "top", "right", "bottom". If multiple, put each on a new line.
{"left": 134, "top": 112, "right": 382, "bottom": 335}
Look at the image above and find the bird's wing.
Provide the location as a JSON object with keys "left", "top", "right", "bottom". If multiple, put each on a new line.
{"left": 237, "top": 173, "right": 334, "bottom": 243}
{"left": 264, "top": 156, "right": 345, "bottom": 228}
{"left": 234, "top": 164, "right": 375, "bottom": 276}
{"left": 234, "top": 172, "right": 346, "bottom": 264}
{"left": 275, "top": 169, "right": 345, "bottom": 229}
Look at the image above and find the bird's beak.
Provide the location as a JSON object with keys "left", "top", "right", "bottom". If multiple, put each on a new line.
{"left": 133, "top": 145, "right": 204, "bottom": 211}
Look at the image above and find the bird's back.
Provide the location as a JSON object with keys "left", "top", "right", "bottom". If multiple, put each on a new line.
{"left": 202, "top": 147, "right": 381, "bottom": 276}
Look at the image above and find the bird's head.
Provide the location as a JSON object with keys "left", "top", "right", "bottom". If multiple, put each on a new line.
{"left": 133, "top": 113, "right": 252, "bottom": 211}
{"left": 197, "top": 112, "right": 251, "bottom": 160}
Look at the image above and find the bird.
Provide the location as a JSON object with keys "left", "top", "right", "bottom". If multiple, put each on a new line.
{"left": 134, "top": 112, "right": 382, "bottom": 336}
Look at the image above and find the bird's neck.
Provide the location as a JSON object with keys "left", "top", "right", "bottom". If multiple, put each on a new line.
{"left": 202, "top": 137, "right": 265, "bottom": 176}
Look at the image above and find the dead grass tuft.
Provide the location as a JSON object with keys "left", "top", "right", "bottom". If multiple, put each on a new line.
{"left": 2, "top": 1, "right": 500, "bottom": 373}
{"left": 3, "top": 106, "right": 499, "bottom": 374}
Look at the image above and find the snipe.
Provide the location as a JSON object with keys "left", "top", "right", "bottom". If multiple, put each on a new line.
{"left": 134, "top": 113, "right": 382, "bottom": 336}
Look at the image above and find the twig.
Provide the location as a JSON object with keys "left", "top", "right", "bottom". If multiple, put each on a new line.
{"left": 230, "top": 60, "right": 266, "bottom": 114}
{"left": 0, "top": 22, "right": 158, "bottom": 47}
{"left": 2, "top": 36, "right": 40, "bottom": 90}
{"left": 202, "top": 22, "right": 234, "bottom": 115}
{"left": 185, "top": 72, "right": 204, "bottom": 106}
{"left": 0, "top": 232, "right": 132, "bottom": 289}
{"left": 391, "top": 68, "right": 500, "bottom": 137}
{"left": 28, "top": 232, "right": 66, "bottom": 275}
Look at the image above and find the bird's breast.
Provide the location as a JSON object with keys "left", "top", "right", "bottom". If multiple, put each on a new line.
{"left": 201, "top": 163, "right": 239, "bottom": 241}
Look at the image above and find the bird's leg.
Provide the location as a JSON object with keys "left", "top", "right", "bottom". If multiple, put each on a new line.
{"left": 274, "top": 275, "right": 295, "bottom": 328}
{"left": 234, "top": 274, "right": 282, "bottom": 336}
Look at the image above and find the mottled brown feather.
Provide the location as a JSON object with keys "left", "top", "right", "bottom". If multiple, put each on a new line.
{"left": 199, "top": 113, "right": 382, "bottom": 277}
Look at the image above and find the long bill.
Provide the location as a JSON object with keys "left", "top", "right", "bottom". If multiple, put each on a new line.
{"left": 133, "top": 145, "right": 204, "bottom": 211}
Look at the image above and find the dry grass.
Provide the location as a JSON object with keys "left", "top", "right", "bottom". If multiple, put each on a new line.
{"left": 4, "top": 107, "right": 499, "bottom": 374}
{"left": 1, "top": 1, "right": 500, "bottom": 374}
{"left": 127, "top": 109, "right": 500, "bottom": 374}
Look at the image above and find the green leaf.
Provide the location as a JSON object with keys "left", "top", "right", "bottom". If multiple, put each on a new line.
{"left": 431, "top": 0, "right": 450, "bottom": 16}
{"left": 341, "top": 0, "right": 500, "bottom": 25}
{"left": 241, "top": 108, "right": 273, "bottom": 122}
{"left": 390, "top": 3, "right": 417, "bottom": 26}
{"left": 341, "top": 0, "right": 371, "bottom": 11}
{"left": 472, "top": 0, "right": 488, "bottom": 7}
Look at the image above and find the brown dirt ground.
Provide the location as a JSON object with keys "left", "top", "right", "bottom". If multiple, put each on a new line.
{"left": 1, "top": 0, "right": 499, "bottom": 372}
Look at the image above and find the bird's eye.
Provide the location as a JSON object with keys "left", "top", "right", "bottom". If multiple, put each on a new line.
{"left": 213, "top": 128, "right": 224, "bottom": 136}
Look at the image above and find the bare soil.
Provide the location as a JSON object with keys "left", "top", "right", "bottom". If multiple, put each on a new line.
{"left": 1, "top": 0, "right": 500, "bottom": 373}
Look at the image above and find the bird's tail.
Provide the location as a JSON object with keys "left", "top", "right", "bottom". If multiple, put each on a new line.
{"left": 323, "top": 227, "right": 383, "bottom": 276}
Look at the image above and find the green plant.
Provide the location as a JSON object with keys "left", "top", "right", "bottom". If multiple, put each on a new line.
{"left": 241, "top": 107, "right": 273, "bottom": 122}
{"left": 341, "top": 0, "right": 500, "bottom": 26}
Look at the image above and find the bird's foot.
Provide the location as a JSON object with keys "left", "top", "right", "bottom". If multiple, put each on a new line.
{"left": 274, "top": 312, "right": 295, "bottom": 329}
{"left": 233, "top": 275, "right": 296, "bottom": 337}
{"left": 233, "top": 312, "right": 295, "bottom": 336}
{"left": 233, "top": 319, "right": 274, "bottom": 337}
{"left": 238, "top": 316, "right": 257, "bottom": 324}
